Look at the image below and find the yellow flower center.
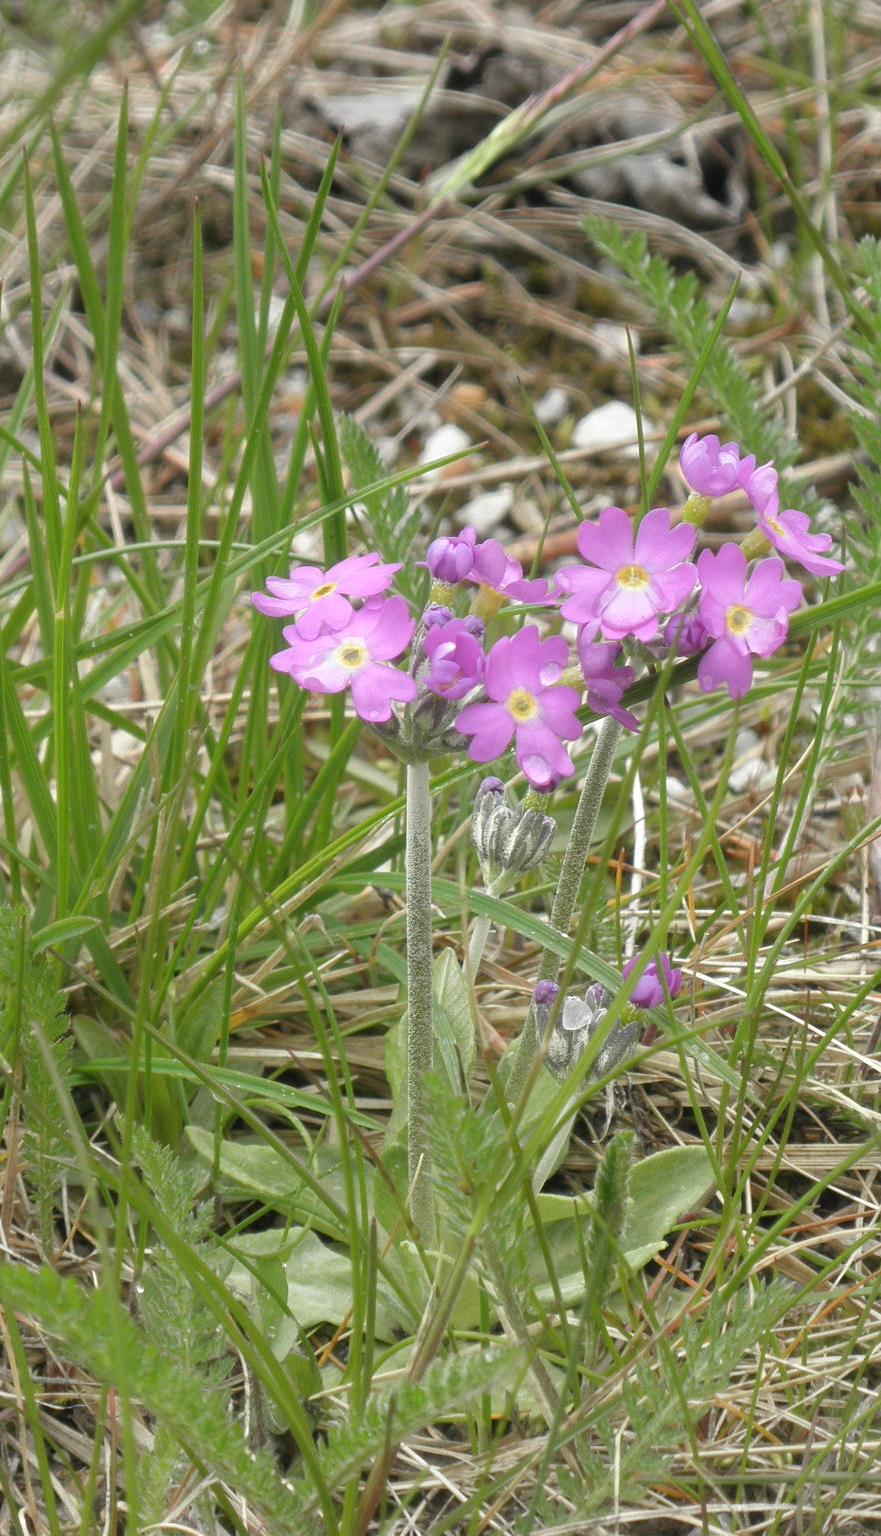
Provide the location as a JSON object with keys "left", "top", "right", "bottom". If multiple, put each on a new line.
{"left": 311, "top": 581, "right": 337, "bottom": 600}
{"left": 726, "top": 605, "right": 752, "bottom": 636}
{"left": 767, "top": 517, "right": 785, "bottom": 537}
{"left": 336, "top": 640, "right": 368, "bottom": 671}
{"left": 507, "top": 688, "right": 539, "bottom": 722}
{"left": 617, "top": 564, "right": 650, "bottom": 589}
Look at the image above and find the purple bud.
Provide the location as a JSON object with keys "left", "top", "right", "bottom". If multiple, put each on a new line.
{"left": 422, "top": 604, "right": 454, "bottom": 629}
{"left": 533, "top": 980, "right": 560, "bottom": 1007}
{"left": 462, "top": 615, "right": 485, "bottom": 638}
{"left": 680, "top": 432, "right": 744, "bottom": 498}
{"left": 664, "top": 611, "right": 709, "bottom": 658}
{"left": 478, "top": 776, "right": 505, "bottom": 797}
{"left": 426, "top": 526, "right": 478, "bottom": 584}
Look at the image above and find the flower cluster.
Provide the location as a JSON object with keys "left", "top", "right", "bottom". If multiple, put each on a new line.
{"left": 253, "top": 427, "right": 844, "bottom": 781}
{"left": 673, "top": 432, "right": 843, "bottom": 697}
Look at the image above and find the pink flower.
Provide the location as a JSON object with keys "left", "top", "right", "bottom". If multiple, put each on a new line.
{"left": 623, "top": 951, "right": 682, "bottom": 1008}
{"left": 269, "top": 595, "right": 417, "bottom": 723}
{"left": 423, "top": 618, "right": 485, "bottom": 700}
{"left": 696, "top": 544, "right": 802, "bottom": 699}
{"left": 252, "top": 553, "right": 401, "bottom": 640}
{"left": 755, "top": 494, "right": 845, "bottom": 579}
{"left": 457, "top": 626, "right": 582, "bottom": 790}
{"left": 740, "top": 459, "right": 777, "bottom": 512}
{"left": 680, "top": 432, "right": 744, "bottom": 497}
{"left": 426, "top": 526, "right": 478, "bottom": 584}
{"left": 468, "top": 538, "right": 554, "bottom": 605}
{"left": 576, "top": 633, "right": 638, "bottom": 732}
{"left": 556, "top": 507, "right": 697, "bottom": 642}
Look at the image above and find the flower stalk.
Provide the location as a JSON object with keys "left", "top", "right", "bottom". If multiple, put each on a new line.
{"left": 507, "top": 715, "right": 623, "bottom": 1105}
{"left": 405, "top": 759, "right": 435, "bottom": 1240}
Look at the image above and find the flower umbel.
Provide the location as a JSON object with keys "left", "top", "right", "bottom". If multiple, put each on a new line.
{"left": 556, "top": 507, "right": 697, "bottom": 642}
{"left": 696, "top": 544, "right": 802, "bottom": 698}
{"left": 457, "top": 626, "right": 582, "bottom": 789}
{"left": 252, "top": 553, "right": 401, "bottom": 640}
{"left": 270, "top": 595, "right": 416, "bottom": 722}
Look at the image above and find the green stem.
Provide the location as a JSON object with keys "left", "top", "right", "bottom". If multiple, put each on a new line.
{"left": 507, "top": 717, "right": 623, "bottom": 1103}
{"left": 466, "top": 876, "right": 507, "bottom": 976}
{"left": 406, "top": 760, "right": 435, "bottom": 1240}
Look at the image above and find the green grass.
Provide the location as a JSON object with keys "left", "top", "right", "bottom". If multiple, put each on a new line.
{"left": 2, "top": 2, "right": 881, "bottom": 1533}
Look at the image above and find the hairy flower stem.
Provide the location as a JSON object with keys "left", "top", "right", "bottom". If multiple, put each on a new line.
{"left": 466, "top": 877, "right": 506, "bottom": 976}
{"left": 507, "top": 716, "right": 623, "bottom": 1104}
{"left": 406, "top": 760, "right": 435, "bottom": 1241}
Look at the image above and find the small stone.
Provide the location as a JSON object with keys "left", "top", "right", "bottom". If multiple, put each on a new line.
{"left": 535, "top": 386, "right": 568, "bottom": 426}
{"left": 571, "top": 401, "right": 651, "bottom": 459}
{"left": 420, "top": 424, "right": 472, "bottom": 481}
{"left": 593, "top": 321, "right": 635, "bottom": 359}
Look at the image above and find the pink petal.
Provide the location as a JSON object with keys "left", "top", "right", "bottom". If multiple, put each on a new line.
{"left": 350, "top": 665, "right": 416, "bottom": 722}
{"left": 457, "top": 701, "right": 516, "bottom": 761}
{"left": 514, "top": 722, "right": 575, "bottom": 788}
{"left": 268, "top": 568, "right": 324, "bottom": 599}
{"left": 698, "top": 638, "right": 753, "bottom": 698}
{"left": 576, "top": 506, "right": 635, "bottom": 572}
{"left": 293, "top": 593, "right": 356, "bottom": 640}
{"left": 634, "top": 508, "right": 695, "bottom": 572}
{"left": 697, "top": 544, "right": 747, "bottom": 605}
{"left": 650, "top": 562, "right": 697, "bottom": 613}
{"left": 349, "top": 595, "right": 414, "bottom": 659}
{"left": 745, "top": 558, "right": 802, "bottom": 618}
{"left": 252, "top": 591, "right": 302, "bottom": 617}
{"left": 598, "top": 584, "right": 658, "bottom": 639}
{"left": 556, "top": 566, "right": 613, "bottom": 625}
{"left": 537, "top": 686, "right": 582, "bottom": 738}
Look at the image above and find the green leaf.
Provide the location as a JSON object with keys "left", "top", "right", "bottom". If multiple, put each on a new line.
{"left": 186, "top": 1125, "right": 352, "bottom": 1243}
{"left": 228, "top": 1227, "right": 401, "bottom": 1343}
{"left": 529, "top": 1144, "right": 715, "bottom": 1304}
{"left": 433, "top": 948, "right": 476, "bottom": 1090}
{"left": 31, "top": 916, "right": 102, "bottom": 955}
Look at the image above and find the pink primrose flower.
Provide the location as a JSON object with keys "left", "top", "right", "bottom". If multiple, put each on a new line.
{"left": 426, "top": 526, "right": 478, "bottom": 584}
{"left": 680, "top": 432, "right": 744, "bottom": 497}
{"left": 456, "top": 626, "right": 582, "bottom": 790}
{"left": 252, "top": 553, "right": 401, "bottom": 640}
{"left": 696, "top": 544, "right": 802, "bottom": 699}
{"left": 269, "top": 595, "right": 417, "bottom": 723}
{"left": 623, "top": 951, "right": 682, "bottom": 1008}
{"left": 556, "top": 506, "right": 697, "bottom": 642}
{"left": 576, "top": 633, "right": 638, "bottom": 732}
{"left": 468, "top": 538, "right": 554, "bottom": 605}
{"left": 756, "top": 494, "right": 845, "bottom": 579}
{"left": 423, "top": 618, "right": 485, "bottom": 700}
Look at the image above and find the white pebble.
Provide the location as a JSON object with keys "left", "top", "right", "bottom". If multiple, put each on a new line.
{"left": 420, "top": 424, "right": 472, "bottom": 479}
{"left": 571, "top": 400, "right": 650, "bottom": 458}
{"left": 535, "top": 386, "right": 569, "bottom": 426}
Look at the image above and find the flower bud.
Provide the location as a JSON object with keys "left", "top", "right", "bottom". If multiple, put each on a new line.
{"left": 540, "top": 980, "right": 639, "bottom": 1084}
{"left": 472, "top": 781, "right": 555, "bottom": 882}
{"left": 426, "top": 527, "right": 478, "bottom": 584}
{"left": 680, "top": 432, "right": 743, "bottom": 497}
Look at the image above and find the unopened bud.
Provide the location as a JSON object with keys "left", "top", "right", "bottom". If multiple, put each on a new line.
{"left": 472, "top": 781, "right": 555, "bottom": 881}
{"left": 541, "top": 980, "right": 638, "bottom": 1083}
